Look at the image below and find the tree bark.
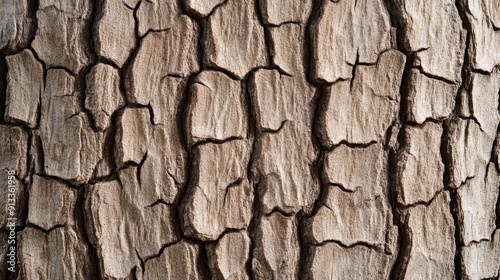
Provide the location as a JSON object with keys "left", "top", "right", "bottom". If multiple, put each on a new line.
{"left": 1, "top": 0, "right": 500, "bottom": 279}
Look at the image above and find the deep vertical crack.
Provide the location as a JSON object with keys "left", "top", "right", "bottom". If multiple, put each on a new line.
{"left": 302, "top": 1, "right": 331, "bottom": 275}
{"left": 242, "top": 73, "right": 259, "bottom": 280}
{"left": 78, "top": 187, "right": 102, "bottom": 279}
{"left": 442, "top": 119, "right": 464, "bottom": 279}
{"left": 25, "top": 0, "right": 39, "bottom": 50}
{"left": 389, "top": 214, "right": 410, "bottom": 280}
{"left": 176, "top": 73, "right": 196, "bottom": 240}
{"left": 449, "top": 0, "right": 472, "bottom": 278}
{"left": 298, "top": 81, "right": 328, "bottom": 277}
{"left": 383, "top": 1, "right": 416, "bottom": 278}
{"left": 119, "top": 0, "right": 142, "bottom": 106}
{"left": 304, "top": 0, "right": 323, "bottom": 84}
{"left": 254, "top": 0, "right": 273, "bottom": 68}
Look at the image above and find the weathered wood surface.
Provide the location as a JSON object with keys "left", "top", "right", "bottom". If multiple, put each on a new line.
{"left": 1, "top": 0, "right": 500, "bottom": 279}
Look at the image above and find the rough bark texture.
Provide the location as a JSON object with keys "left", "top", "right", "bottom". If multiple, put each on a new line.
{"left": 1, "top": 0, "right": 500, "bottom": 279}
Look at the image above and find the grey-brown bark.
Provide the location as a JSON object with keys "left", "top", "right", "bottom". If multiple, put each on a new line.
{"left": 1, "top": 0, "right": 500, "bottom": 279}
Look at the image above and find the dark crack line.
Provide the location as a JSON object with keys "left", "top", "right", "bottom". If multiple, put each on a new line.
{"left": 243, "top": 71, "right": 261, "bottom": 280}
{"left": 203, "top": 65, "right": 241, "bottom": 80}
{"left": 266, "top": 20, "right": 303, "bottom": 28}
{"left": 327, "top": 140, "right": 378, "bottom": 151}
{"left": 24, "top": 223, "right": 66, "bottom": 234}
{"left": 327, "top": 183, "right": 357, "bottom": 193}
{"left": 397, "top": 190, "right": 447, "bottom": 210}
{"left": 414, "top": 65, "right": 459, "bottom": 85}
{"left": 349, "top": 50, "right": 360, "bottom": 89}
{"left": 223, "top": 177, "right": 243, "bottom": 206}
{"left": 300, "top": 5, "right": 331, "bottom": 274}
{"left": 32, "top": 173, "right": 80, "bottom": 189}
{"left": 46, "top": 66, "right": 76, "bottom": 77}
{"left": 77, "top": 185, "right": 101, "bottom": 279}
{"left": 140, "top": 238, "right": 181, "bottom": 266}
{"left": 144, "top": 199, "right": 172, "bottom": 210}
{"left": 404, "top": 117, "right": 446, "bottom": 127}
{"left": 264, "top": 207, "right": 296, "bottom": 218}
{"left": 191, "top": 136, "right": 245, "bottom": 148}
{"left": 384, "top": 1, "right": 417, "bottom": 279}
{"left": 260, "top": 119, "right": 289, "bottom": 134}
{"left": 310, "top": 239, "right": 384, "bottom": 252}
{"left": 449, "top": 1, "right": 470, "bottom": 278}
{"left": 254, "top": 0, "right": 273, "bottom": 70}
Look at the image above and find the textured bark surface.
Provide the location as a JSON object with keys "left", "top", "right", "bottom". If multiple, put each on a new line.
{"left": 1, "top": 0, "right": 500, "bottom": 279}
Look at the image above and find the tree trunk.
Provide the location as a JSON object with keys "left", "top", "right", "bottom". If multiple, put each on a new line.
{"left": 1, "top": 0, "right": 500, "bottom": 279}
